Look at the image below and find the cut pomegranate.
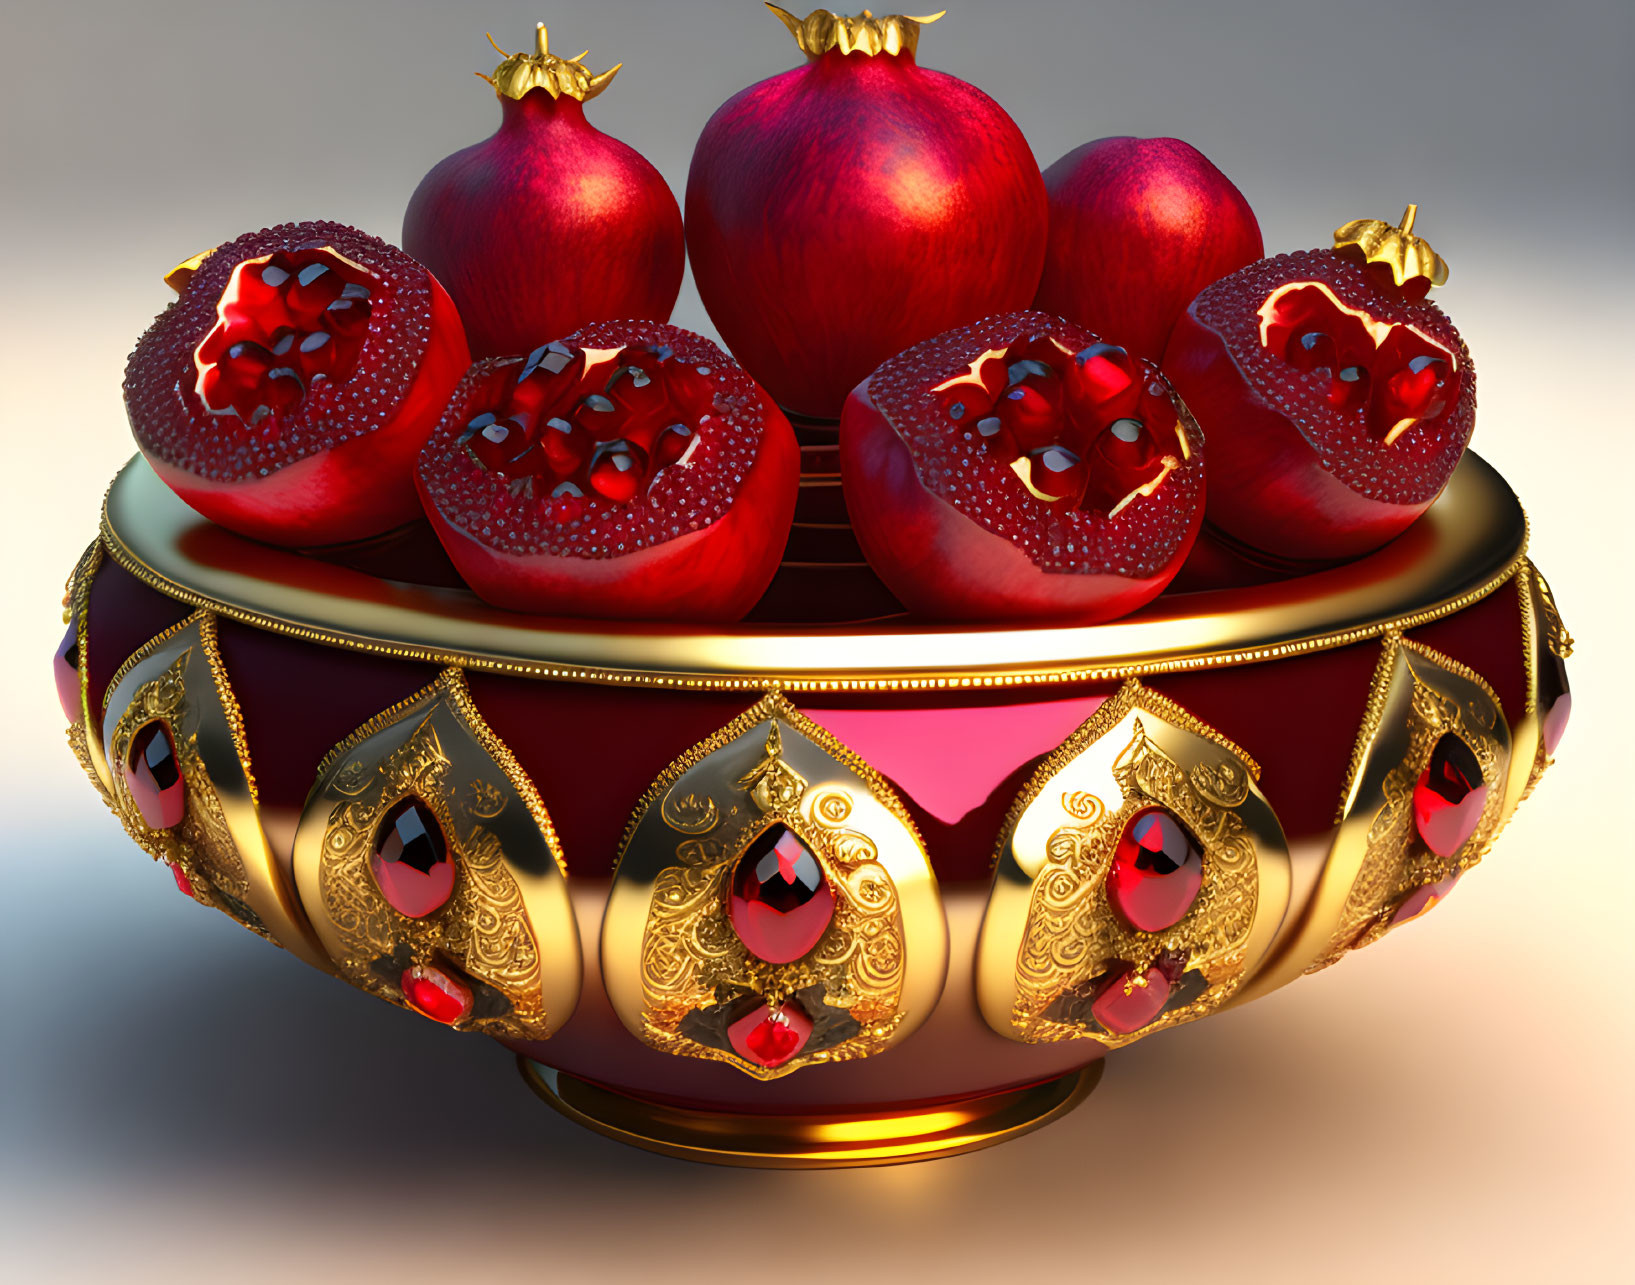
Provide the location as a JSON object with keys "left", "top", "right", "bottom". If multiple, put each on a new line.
{"left": 125, "top": 222, "right": 470, "bottom": 547}
{"left": 403, "top": 26, "right": 684, "bottom": 358}
{"left": 1034, "top": 136, "right": 1262, "bottom": 363}
{"left": 686, "top": 8, "right": 1047, "bottom": 418}
{"left": 416, "top": 321, "right": 798, "bottom": 619}
{"left": 1163, "top": 209, "right": 1473, "bottom": 562}
{"left": 840, "top": 311, "right": 1205, "bottom": 622}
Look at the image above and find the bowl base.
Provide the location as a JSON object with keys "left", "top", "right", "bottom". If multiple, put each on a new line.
{"left": 518, "top": 1059, "right": 1103, "bottom": 1169}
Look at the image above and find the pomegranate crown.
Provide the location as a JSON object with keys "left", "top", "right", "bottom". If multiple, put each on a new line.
{"left": 1333, "top": 204, "right": 1450, "bottom": 293}
{"left": 766, "top": 5, "right": 945, "bottom": 58}
{"left": 478, "top": 24, "right": 620, "bottom": 102}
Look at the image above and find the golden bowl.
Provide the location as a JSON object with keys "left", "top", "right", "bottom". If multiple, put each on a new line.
{"left": 57, "top": 451, "right": 1570, "bottom": 1167}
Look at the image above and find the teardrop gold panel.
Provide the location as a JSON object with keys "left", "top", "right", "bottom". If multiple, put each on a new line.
{"left": 977, "top": 679, "right": 1291, "bottom": 1049}
{"left": 64, "top": 541, "right": 113, "bottom": 802}
{"left": 102, "top": 610, "right": 325, "bottom": 966}
{"left": 1297, "top": 635, "right": 1511, "bottom": 976}
{"left": 602, "top": 692, "right": 946, "bottom": 1080}
{"left": 292, "top": 669, "right": 580, "bottom": 1040}
{"left": 1505, "top": 560, "right": 1573, "bottom": 814}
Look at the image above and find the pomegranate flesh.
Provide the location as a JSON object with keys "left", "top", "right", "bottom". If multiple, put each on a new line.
{"left": 841, "top": 311, "right": 1205, "bottom": 622}
{"left": 686, "top": 8, "right": 1047, "bottom": 419}
{"left": 404, "top": 26, "right": 684, "bottom": 359}
{"left": 1163, "top": 210, "right": 1472, "bottom": 562}
{"left": 125, "top": 222, "right": 469, "bottom": 547}
{"left": 1034, "top": 136, "right": 1262, "bottom": 363}
{"left": 417, "top": 321, "right": 798, "bottom": 620}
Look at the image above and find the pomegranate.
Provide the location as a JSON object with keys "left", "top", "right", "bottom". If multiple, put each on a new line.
{"left": 125, "top": 222, "right": 469, "bottom": 547}
{"left": 840, "top": 311, "right": 1205, "bottom": 622}
{"left": 1034, "top": 137, "right": 1262, "bottom": 363}
{"left": 1163, "top": 206, "right": 1472, "bottom": 562}
{"left": 685, "top": 7, "right": 1047, "bottom": 419}
{"left": 416, "top": 321, "right": 798, "bottom": 620}
{"left": 403, "top": 26, "right": 684, "bottom": 358}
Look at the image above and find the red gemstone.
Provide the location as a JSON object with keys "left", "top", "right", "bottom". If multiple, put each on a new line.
{"left": 729, "top": 826, "right": 835, "bottom": 964}
{"left": 169, "top": 863, "right": 196, "bottom": 899}
{"left": 371, "top": 798, "right": 454, "bottom": 918}
{"left": 1413, "top": 734, "right": 1488, "bottom": 856}
{"left": 1108, "top": 807, "right": 1204, "bottom": 932}
{"left": 401, "top": 965, "right": 472, "bottom": 1024}
{"left": 126, "top": 721, "right": 185, "bottom": 829}
{"left": 727, "top": 998, "right": 813, "bottom": 1069}
{"left": 1389, "top": 871, "right": 1461, "bottom": 927}
{"left": 1091, "top": 963, "right": 1171, "bottom": 1035}
{"left": 54, "top": 622, "right": 80, "bottom": 723}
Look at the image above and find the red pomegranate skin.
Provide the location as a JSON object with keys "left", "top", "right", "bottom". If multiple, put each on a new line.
{"left": 841, "top": 312, "right": 1205, "bottom": 623}
{"left": 686, "top": 48, "right": 1047, "bottom": 420}
{"left": 125, "top": 223, "right": 470, "bottom": 548}
{"left": 417, "top": 323, "right": 798, "bottom": 621}
{"left": 1163, "top": 249, "right": 1474, "bottom": 563}
{"left": 405, "top": 92, "right": 683, "bottom": 360}
{"left": 1034, "top": 137, "right": 1262, "bottom": 363}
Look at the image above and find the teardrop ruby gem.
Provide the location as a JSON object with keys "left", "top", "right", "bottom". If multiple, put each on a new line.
{"left": 371, "top": 798, "right": 454, "bottom": 918}
{"left": 1413, "top": 734, "right": 1487, "bottom": 856}
{"left": 1389, "top": 871, "right": 1461, "bottom": 928}
{"left": 1541, "top": 650, "right": 1571, "bottom": 755}
{"left": 54, "top": 622, "right": 80, "bottom": 723}
{"left": 726, "top": 998, "right": 813, "bottom": 1069}
{"left": 729, "top": 826, "right": 835, "bottom": 964}
{"left": 1091, "top": 963, "right": 1171, "bottom": 1036}
{"left": 1107, "top": 807, "right": 1204, "bottom": 932}
{"left": 401, "top": 964, "right": 472, "bottom": 1024}
{"left": 126, "top": 721, "right": 186, "bottom": 829}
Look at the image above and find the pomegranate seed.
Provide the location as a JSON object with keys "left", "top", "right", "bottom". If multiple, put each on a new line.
{"left": 587, "top": 440, "right": 647, "bottom": 502}
{"left": 997, "top": 381, "right": 1060, "bottom": 452}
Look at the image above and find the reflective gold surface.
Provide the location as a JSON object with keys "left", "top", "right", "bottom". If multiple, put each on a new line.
{"left": 601, "top": 694, "right": 946, "bottom": 1077}
{"left": 1333, "top": 204, "right": 1451, "bottom": 291}
{"left": 977, "top": 680, "right": 1291, "bottom": 1046}
{"left": 480, "top": 25, "right": 619, "bottom": 102}
{"left": 520, "top": 1059, "right": 1099, "bottom": 1168}
{"left": 766, "top": 6, "right": 944, "bottom": 59}
{"left": 101, "top": 453, "right": 1527, "bottom": 690}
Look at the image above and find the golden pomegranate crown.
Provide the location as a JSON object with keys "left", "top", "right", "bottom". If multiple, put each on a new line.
{"left": 479, "top": 23, "right": 620, "bottom": 102}
{"left": 767, "top": 5, "right": 945, "bottom": 57}
{"left": 1333, "top": 204, "right": 1450, "bottom": 292}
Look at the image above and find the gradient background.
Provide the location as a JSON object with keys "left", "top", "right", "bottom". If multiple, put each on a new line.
{"left": 2, "top": 1, "right": 1630, "bottom": 1280}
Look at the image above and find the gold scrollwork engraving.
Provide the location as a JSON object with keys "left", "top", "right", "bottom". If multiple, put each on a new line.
{"left": 293, "top": 668, "right": 580, "bottom": 1040}
{"left": 63, "top": 540, "right": 114, "bottom": 804}
{"left": 978, "top": 679, "right": 1291, "bottom": 1049}
{"left": 604, "top": 692, "right": 944, "bottom": 1080}
{"left": 1306, "top": 637, "right": 1510, "bottom": 972}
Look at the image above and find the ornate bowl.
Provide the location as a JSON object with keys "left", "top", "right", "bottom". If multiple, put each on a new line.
{"left": 58, "top": 450, "right": 1571, "bottom": 1167}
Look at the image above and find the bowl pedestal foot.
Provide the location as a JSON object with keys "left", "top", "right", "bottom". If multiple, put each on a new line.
{"left": 518, "top": 1058, "right": 1104, "bottom": 1169}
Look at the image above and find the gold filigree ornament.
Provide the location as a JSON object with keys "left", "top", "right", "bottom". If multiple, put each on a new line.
{"left": 102, "top": 611, "right": 328, "bottom": 967}
{"left": 1333, "top": 204, "right": 1450, "bottom": 294}
{"left": 1241, "top": 636, "right": 1510, "bottom": 989}
{"left": 1505, "top": 560, "right": 1573, "bottom": 811}
{"left": 63, "top": 540, "right": 113, "bottom": 803}
{"left": 291, "top": 669, "right": 580, "bottom": 1040}
{"left": 977, "top": 680, "right": 1292, "bottom": 1050}
{"left": 601, "top": 692, "right": 945, "bottom": 1080}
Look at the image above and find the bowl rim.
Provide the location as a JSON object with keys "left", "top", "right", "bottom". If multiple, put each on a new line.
{"left": 100, "top": 454, "right": 1527, "bottom": 691}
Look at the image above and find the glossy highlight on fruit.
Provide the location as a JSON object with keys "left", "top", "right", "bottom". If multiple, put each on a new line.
{"left": 1034, "top": 137, "right": 1262, "bottom": 363}
{"left": 686, "top": 7, "right": 1047, "bottom": 418}
{"left": 404, "top": 26, "right": 684, "bottom": 358}
{"left": 125, "top": 222, "right": 470, "bottom": 547}
{"left": 417, "top": 321, "right": 798, "bottom": 619}
{"left": 1163, "top": 212, "right": 1474, "bottom": 563}
{"left": 841, "top": 311, "right": 1205, "bottom": 622}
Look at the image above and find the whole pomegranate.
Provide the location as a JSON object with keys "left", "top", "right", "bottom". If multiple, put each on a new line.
{"left": 416, "top": 321, "right": 798, "bottom": 620}
{"left": 403, "top": 25, "right": 685, "bottom": 358}
{"left": 1163, "top": 206, "right": 1473, "bottom": 562}
{"left": 686, "top": 7, "right": 1048, "bottom": 420}
{"left": 124, "top": 221, "right": 469, "bottom": 547}
{"left": 841, "top": 311, "right": 1205, "bottom": 622}
{"left": 1034, "top": 136, "right": 1262, "bottom": 363}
